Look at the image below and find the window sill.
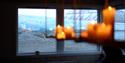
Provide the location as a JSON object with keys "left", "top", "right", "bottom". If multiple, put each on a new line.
{"left": 17, "top": 51, "right": 102, "bottom": 57}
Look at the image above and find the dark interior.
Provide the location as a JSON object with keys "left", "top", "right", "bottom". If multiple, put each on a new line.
{"left": 1, "top": 0, "right": 125, "bottom": 63}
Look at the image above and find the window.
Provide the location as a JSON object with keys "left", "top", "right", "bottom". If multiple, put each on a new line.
{"left": 17, "top": 8, "right": 100, "bottom": 54}
{"left": 115, "top": 9, "right": 125, "bottom": 41}
{"left": 64, "top": 9, "right": 99, "bottom": 52}
{"left": 17, "top": 8, "right": 56, "bottom": 53}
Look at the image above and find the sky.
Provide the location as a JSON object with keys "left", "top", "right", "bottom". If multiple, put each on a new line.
{"left": 18, "top": 8, "right": 125, "bottom": 30}
{"left": 18, "top": 8, "right": 56, "bottom": 17}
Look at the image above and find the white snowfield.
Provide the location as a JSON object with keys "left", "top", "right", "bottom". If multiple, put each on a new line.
{"left": 18, "top": 30, "right": 99, "bottom": 53}
{"left": 18, "top": 31, "right": 56, "bottom": 53}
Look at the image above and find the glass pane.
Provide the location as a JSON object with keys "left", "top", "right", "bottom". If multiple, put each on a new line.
{"left": 64, "top": 9, "right": 74, "bottom": 27}
{"left": 81, "top": 10, "right": 97, "bottom": 31}
{"left": 64, "top": 9, "right": 98, "bottom": 52}
{"left": 75, "top": 13, "right": 80, "bottom": 32}
{"left": 18, "top": 8, "right": 56, "bottom": 53}
{"left": 46, "top": 9, "right": 56, "bottom": 37}
{"left": 114, "top": 9, "right": 125, "bottom": 41}
{"left": 115, "top": 31, "right": 125, "bottom": 41}
{"left": 115, "top": 23, "right": 125, "bottom": 30}
{"left": 64, "top": 40, "right": 98, "bottom": 52}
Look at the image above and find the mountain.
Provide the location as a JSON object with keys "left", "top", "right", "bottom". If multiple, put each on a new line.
{"left": 18, "top": 15, "right": 56, "bottom": 32}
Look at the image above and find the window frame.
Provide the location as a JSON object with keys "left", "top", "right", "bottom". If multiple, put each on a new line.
{"left": 17, "top": 7, "right": 102, "bottom": 55}
{"left": 62, "top": 9, "right": 101, "bottom": 53}
{"left": 114, "top": 9, "right": 125, "bottom": 41}
{"left": 17, "top": 8, "right": 57, "bottom": 54}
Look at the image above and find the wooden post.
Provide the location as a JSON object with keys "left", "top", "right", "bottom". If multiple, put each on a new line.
{"left": 56, "top": 0, "right": 64, "bottom": 53}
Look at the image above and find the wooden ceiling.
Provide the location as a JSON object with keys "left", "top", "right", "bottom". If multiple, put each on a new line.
{"left": 3, "top": 0, "right": 124, "bottom": 4}
{"left": 1, "top": 0, "right": 125, "bottom": 8}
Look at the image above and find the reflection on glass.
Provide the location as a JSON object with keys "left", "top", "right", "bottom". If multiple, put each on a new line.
{"left": 64, "top": 9, "right": 98, "bottom": 52}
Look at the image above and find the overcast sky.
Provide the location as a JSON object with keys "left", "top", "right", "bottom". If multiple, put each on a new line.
{"left": 18, "top": 8, "right": 56, "bottom": 17}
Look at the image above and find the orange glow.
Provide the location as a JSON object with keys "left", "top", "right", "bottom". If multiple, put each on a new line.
{"left": 65, "top": 26, "right": 74, "bottom": 31}
{"left": 87, "top": 23, "right": 96, "bottom": 38}
{"left": 64, "top": 26, "right": 75, "bottom": 38}
{"left": 57, "top": 25, "right": 61, "bottom": 28}
{"left": 96, "top": 23, "right": 112, "bottom": 40}
{"left": 67, "top": 26, "right": 71, "bottom": 29}
{"left": 81, "top": 22, "right": 113, "bottom": 41}
{"left": 71, "top": 32, "right": 76, "bottom": 38}
{"left": 55, "top": 25, "right": 65, "bottom": 39}
{"left": 55, "top": 6, "right": 116, "bottom": 41}
{"left": 102, "top": 6, "right": 116, "bottom": 25}
{"left": 57, "top": 32, "right": 66, "bottom": 39}
{"left": 81, "top": 31, "right": 88, "bottom": 38}
{"left": 87, "top": 23, "right": 95, "bottom": 31}
{"left": 108, "top": 6, "right": 112, "bottom": 11}
{"left": 55, "top": 25, "right": 63, "bottom": 33}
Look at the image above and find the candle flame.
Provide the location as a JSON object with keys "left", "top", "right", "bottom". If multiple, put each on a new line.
{"left": 61, "top": 32, "right": 65, "bottom": 35}
{"left": 57, "top": 31, "right": 66, "bottom": 39}
{"left": 108, "top": 6, "right": 112, "bottom": 11}
{"left": 57, "top": 25, "right": 61, "bottom": 28}
{"left": 66, "top": 26, "right": 71, "bottom": 29}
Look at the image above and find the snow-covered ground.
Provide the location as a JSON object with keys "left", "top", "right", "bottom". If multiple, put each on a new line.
{"left": 17, "top": 29, "right": 125, "bottom": 53}
{"left": 17, "top": 30, "right": 99, "bottom": 53}
{"left": 18, "top": 31, "right": 56, "bottom": 53}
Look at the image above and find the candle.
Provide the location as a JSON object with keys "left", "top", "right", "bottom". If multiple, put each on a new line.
{"left": 80, "top": 31, "right": 88, "bottom": 38}
{"left": 80, "top": 6, "right": 116, "bottom": 41}
{"left": 64, "top": 26, "right": 75, "bottom": 39}
{"left": 57, "top": 32, "right": 66, "bottom": 39}
{"left": 55, "top": 25, "right": 65, "bottom": 39}
{"left": 96, "top": 23, "right": 112, "bottom": 41}
{"left": 102, "top": 6, "right": 116, "bottom": 40}
{"left": 71, "top": 32, "right": 76, "bottom": 38}
{"left": 102, "top": 6, "right": 116, "bottom": 25}
{"left": 87, "top": 23, "right": 96, "bottom": 40}
{"left": 55, "top": 25, "right": 63, "bottom": 33}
